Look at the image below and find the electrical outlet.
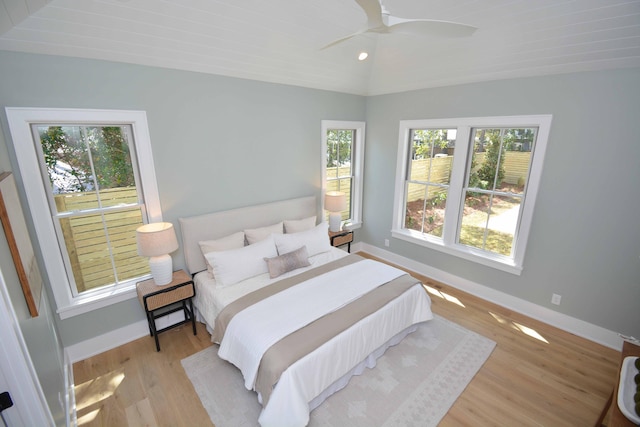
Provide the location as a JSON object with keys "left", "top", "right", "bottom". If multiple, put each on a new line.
{"left": 551, "top": 293, "right": 562, "bottom": 305}
{"left": 384, "top": 239, "right": 389, "bottom": 247}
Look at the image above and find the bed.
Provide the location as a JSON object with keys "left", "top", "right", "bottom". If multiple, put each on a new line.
{"left": 179, "top": 196, "right": 433, "bottom": 427}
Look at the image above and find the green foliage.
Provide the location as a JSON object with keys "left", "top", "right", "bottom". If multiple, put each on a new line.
{"left": 39, "top": 126, "right": 134, "bottom": 192}
{"left": 430, "top": 191, "right": 447, "bottom": 207}
{"left": 503, "top": 128, "right": 535, "bottom": 152}
{"left": 326, "top": 129, "right": 353, "bottom": 167}
{"left": 476, "top": 130, "right": 505, "bottom": 189}
{"left": 412, "top": 129, "right": 451, "bottom": 159}
{"left": 90, "top": 126, "right": 134, "bottom": 189}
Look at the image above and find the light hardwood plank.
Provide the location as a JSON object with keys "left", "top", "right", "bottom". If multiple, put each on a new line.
{"left": 73, "top": 253, "right": 620, "bottom": 426}
{"left": 125, "top": 398, "right": 157, "bottom": 427}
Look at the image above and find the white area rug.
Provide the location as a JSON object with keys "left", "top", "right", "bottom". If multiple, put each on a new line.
{"left": 181, "top": 315, "right": 495, "bottom": 427}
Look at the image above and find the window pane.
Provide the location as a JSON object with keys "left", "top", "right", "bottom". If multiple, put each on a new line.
{"left": 326, "top": 129, "right": 353, "bottom": 174}
{"left": 326, "top": 130, "right": 339, "bottom": 179}
{"left": 86, "top": 126, "right": 136, "bottom": 202}
{"left": 405, "top": 182, "right": 426, "bottom": 232}
{"left": 38, "top": 125, "right": 138, "bottom": 211}
{"left": 405, "top": 183, "right": 447, "bottom": 237}
{"left": 502, "top": 128, "right": 536, "bottom": 195}
{"left": 404, "top": 128, "right": 455, "bottom": 238}
{"left": 39, "top": 126, "right": 94, "bottom": 198}
{"left": 60, "top": 207, "right": 149, "bottom": 293}
{"left": 35, "top": 123, "right": 148, "bottom": 295}
{"left": 459, "top": 193, "right": 521, "bottom": 256}
{"left": 326, "top": 128, "right": 355, "bottom": 222}
{"left": 469, "top": 128, "right": 535, "bottom": 195}
{"left": 105, "top": 208, "right": 149, "bottom": 282}
{"left": 326, "top": 178, "right": 352, "bottom": 221}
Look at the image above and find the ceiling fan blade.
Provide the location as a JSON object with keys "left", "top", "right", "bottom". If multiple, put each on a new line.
{"left": 354, "top": 0, "right": 384, "bottom": 29}
{"left": 320, "top": 29, "right": 368, "bottom": 50}
{"left": 386, "top": 16, "right": 477, "bottom": 38}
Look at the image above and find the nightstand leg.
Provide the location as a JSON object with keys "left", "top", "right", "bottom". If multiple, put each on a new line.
{"left": 191, "top": 299, "right": 197, "bottom": 335}
{"left": 149, "top": 312, "right": 160, "bottom": 352}
{"left": 146, "top": 312, "right": 154, "bottom": 336}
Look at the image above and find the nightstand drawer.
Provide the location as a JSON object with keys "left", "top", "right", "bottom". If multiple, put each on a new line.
{"left": 329, "top": 230, "right": 354, "bottom": 253}
{"left": 332, "top": 232, "right": 353, "bottom": 247}
{"left": 142, "top": 283, "right": 194, "bottom": 311}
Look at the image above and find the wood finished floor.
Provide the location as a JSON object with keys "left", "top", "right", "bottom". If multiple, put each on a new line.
{"left": 72, "top": 252, "right": 621, "bottom": 426}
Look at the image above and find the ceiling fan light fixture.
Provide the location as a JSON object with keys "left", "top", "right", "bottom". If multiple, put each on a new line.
{"left": 358, "top": 51, "right": 369, "bottom": 61}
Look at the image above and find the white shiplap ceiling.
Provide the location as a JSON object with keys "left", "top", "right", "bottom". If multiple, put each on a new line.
{"left": 1, "top": 0, "right": 639, "bottom": 95}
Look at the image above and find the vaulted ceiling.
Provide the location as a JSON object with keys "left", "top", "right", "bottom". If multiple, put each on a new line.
{"left": 1, "top": 0, "right": 639, "bottom": 95}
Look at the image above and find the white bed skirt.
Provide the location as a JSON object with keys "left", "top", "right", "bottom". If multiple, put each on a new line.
{"left": 307, "top": 323, "right": 419, "bottom": 412}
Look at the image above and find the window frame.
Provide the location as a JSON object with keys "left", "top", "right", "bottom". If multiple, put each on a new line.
{"left": 5, "top": 107, "right": 162, "bottom": 318}
{"left": 392, "top": 115, "right": 552, "bottom": 275}
{"left": 321, "top": 120, "right": 365, "bottom": 229}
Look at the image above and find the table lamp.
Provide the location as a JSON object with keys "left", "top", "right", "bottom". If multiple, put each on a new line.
{"left": 136, "top": 222, "right": 179, "bottom": 285}
{"left": 324, "top": 191, "right": 347, "bottom": 232}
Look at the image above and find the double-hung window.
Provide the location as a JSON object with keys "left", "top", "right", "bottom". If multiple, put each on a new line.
{"left": 321, "top": 120, "right": 365, "bottom": 228}
{"left": 392, "top": 115, "right": 552, "bottom": 274}
{"left": 6, "top": 108, "right": 162, "bottom": 318}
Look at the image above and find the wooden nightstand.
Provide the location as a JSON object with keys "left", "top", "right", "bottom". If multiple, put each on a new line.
{"left": 329, "top": 230, "right": 353, "bottom": 253}
{"left": 136, "top": 270, "right": 196, "bottom": 351}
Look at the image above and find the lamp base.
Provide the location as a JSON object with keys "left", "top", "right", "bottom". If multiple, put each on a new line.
{"left": 329, "top": 212, "right": 342, "bottom": 232}
{"left": 148, "top": 254, "right": 173, "bottom": 285}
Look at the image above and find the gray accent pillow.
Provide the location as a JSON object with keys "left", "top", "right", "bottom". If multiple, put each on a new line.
{"left": 264, "top": 246, "right": 311, "bottom": 279}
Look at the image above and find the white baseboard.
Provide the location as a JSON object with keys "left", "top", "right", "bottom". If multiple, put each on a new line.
{"left": 65, "top": 311, "right": 189, "bottom": 363}
{"left": 358, "top": 243, "right": 623, "bottom": 350}
{"left": 64, "top": 350, "right": 77, "bottom": 427}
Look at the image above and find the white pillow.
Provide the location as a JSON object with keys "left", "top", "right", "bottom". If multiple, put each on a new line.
{"left": 264, "top": 246, "right": 311, "bottom": 279}
{"left": 274, "top": 222, "right": 331, "bottom": 257}
{"left": 284, "top": 216, "right": 317, "bottom": 234}
{"left": 205, "top": 235, "right": 277, "bottom": 287}
{"left": 198, "top": 232, "right": 246, "bottom": 274}
{"left": 245, "top": 222, "right": 283, "bottom": 244}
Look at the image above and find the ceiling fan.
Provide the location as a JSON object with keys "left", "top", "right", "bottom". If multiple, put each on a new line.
{"left": 323, "top": 0, "right": 477, "bottom": 49}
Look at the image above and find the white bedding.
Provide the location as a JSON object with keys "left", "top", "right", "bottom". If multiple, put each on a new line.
{"left": 260, "top": 284, "right": 431, "bottom": 427}
{"left": 192, "top": 248, "right": 349, "bottom": 334}
{"left": 218, "top": 258, "right": 407, "bottom": 391}
{"left": 192, "top": 248, "right": 433, "bottom": 427}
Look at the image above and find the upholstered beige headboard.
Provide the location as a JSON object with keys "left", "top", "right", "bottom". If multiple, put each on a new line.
{"left": 179, "top": 196, "right": 317, "bottom": 274}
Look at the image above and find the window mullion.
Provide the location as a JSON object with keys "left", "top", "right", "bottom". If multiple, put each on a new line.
{"left": 441, "top": 125, "right": 470, "bottom": 246}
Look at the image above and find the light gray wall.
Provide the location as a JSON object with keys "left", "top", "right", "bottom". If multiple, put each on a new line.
{"left": 1, "top": 47, "right": 638, "bottom": 362}
{"left": 0, "top": 50, "right": 365, "bottom": 347}
{"left": 363, "top": 68, "right": 640, "bottom": 339}
{"left": 0, "top": 145, "right": 66, "bottom": 423}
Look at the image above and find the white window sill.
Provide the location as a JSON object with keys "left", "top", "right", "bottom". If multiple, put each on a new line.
{"left": 345, "top": 221, "right": 362, "bottom": 230}
{"left": 56, "top": 280, "right": 143, "bottom": 319}
{"left": 391, "top": 229, "right": 523, "bottom": 276}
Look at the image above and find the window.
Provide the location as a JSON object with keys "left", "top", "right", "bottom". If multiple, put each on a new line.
{"left": 321, "top": 120, "right": 365, "bottom": 228}
{"left": 6, "top": 108, "right": 162, "bottom": 318}
{"left": 392, "top": 115, "right": 552, "bottom": 274}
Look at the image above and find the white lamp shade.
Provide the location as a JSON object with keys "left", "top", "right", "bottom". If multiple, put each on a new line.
{"left": 325, "top": 191, "right": 347, "bottom": 232}
{"left": 136, "top": 222, "right": 179, "bottom": 285}
{"left": 324, "top": 191, "right": 347, "bottom": 212}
